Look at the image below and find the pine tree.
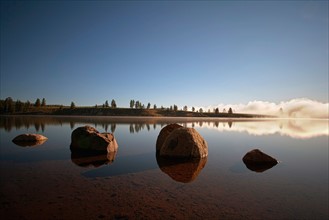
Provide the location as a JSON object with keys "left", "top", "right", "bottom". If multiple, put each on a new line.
{"left": 41, "top": 98, "right": 46, "bottom": 107}
{"left": 111, "top": 99, "right": 117, "bottom": 108}
{"left": 35, "top": 98, "right": 41, "bottom": 107}
{"left": 130, "top": 100, "right": 135, "bottom": 108}
{"left": 70, "top": 102, "right": 76, "bottom": 109}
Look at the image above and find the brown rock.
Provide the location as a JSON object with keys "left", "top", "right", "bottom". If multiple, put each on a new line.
{"left": 13, "top": 134, "right": 48, "bottom": 142}
{"left": 12, "top": 134, "right": 48, "bottom": 147}
{"left": 242, "top": 149, "right": 278, "bottom": 172}
{"left": 70, "top": 126, "right": 118, "bottom": 152}
{"left": 156, "top": 123, "right": 183, "bottom": 152}
{"left": 159, "top": 127, "right": 208, "bottom": 158}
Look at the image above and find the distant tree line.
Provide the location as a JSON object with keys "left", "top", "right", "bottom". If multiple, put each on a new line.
{"left": 1, "top": 96, "right": 236, "bottom": 115}
{"left": 0, "top": 97, "right": 48, "bottom": 113}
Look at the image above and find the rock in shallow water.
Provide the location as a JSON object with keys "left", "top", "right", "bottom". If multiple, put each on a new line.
{"left": 157, "top": 125, "right": 208, "bottom": 158}
{"left": 156, "top": 123, "right": 183, "bottom": 152}
{"left": 13, "top": 134, "right": 48, "bottom": 142}
{"left": 242, "top": 149, "right": 278, "bottom": 172}
{"left": 70, "top": 125, "right": 118, "bottom": 153}
{"left": 12, "top": 134, "right": 48, "bottom": 147}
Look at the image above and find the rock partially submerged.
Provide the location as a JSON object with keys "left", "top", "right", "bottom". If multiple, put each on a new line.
{"left": 13, "top": 134, "right": 48, "bottom": 142}
{"left": 242, "top": 149, "right": 278, "bottom": 172}
{"left": 70, "top": 125, "right": 118, "bottom": 153}
{"left": 156, "top": 123, "right": 183, "bottom": 152}
{"left": 157, "top": 124, "right": 208, "bottom": 158}
{"left": 12, "top": 134, "right": 48, "bottom": 147}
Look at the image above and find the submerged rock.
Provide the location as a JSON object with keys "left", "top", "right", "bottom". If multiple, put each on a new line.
{"left": 159, "top": 127, "right": 208, "bottom": 158}
{"left": 156, "top": 123, "right": 183, "bottom": 152}
{"left": 70, "top": 125, "right": 118, "bottom": 152}
{"left": 156, "top": 156, "right": 207, "bottom": 183}
{"left": 12, "top": 134, "right": 48, "bottom": 147}
{"left": 242, "top": 149, "right": 278, "bottom": 172}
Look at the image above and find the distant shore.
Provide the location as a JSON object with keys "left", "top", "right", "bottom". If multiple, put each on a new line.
{"left": 0, "top": 107, "right": 273, "bottom": 118}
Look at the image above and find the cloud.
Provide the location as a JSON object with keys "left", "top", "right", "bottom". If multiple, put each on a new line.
{"left": 204, "top": 98, "right": 329, "bottom": 119}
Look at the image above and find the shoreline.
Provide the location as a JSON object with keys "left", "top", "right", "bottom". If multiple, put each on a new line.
{"left": 0, "top": 107, "right": 274, "bottom": 118}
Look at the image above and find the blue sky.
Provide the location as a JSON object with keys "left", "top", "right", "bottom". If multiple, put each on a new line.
{"left": 1, "top": 0, "right": 328, "bottom": 109}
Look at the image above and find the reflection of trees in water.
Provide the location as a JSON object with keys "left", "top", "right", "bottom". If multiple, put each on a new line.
{"left": 3, "top": 116, "right": 325, "bottom": 139}
{"left": 129, "top": 123, "right": 157, "bottom": 133}
{"left": 70, "top": 121, "right": 75, "bottom": 130}
{"left": 0, "top": 116, "right": 236, "bottom": 133}
{"left": 111, "top": 124, "right": 116, "bottom": 133}
{"left": 34, "top": 123, "right": 45, "bottom": 132}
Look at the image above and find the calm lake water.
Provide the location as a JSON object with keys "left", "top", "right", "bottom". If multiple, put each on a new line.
{"left": 0, "top": 116, "right": 328, "bottom": 220}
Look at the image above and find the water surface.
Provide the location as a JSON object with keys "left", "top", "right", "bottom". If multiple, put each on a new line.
{"left": 0, "top": 116, "right": 328, "bottom": 219}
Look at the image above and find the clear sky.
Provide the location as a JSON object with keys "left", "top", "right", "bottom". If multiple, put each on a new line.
{"left": 1, "top": 0, "right": 328, "bottom": 109}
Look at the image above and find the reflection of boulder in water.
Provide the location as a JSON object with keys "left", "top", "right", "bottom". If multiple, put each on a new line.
{"left": 243, "top": 161, "right": 277, "bottom": 173}
{"left": 71, "top": 150, "right": 117, "bottom": 168}
{"left": 156, "top": 155, "right": 207, "bottom": 183}
{"left": 12, "top": 134, "right": 48, "bottom": 147}
{"left": 242, "top": 149, "right": 278, "bottom": 173}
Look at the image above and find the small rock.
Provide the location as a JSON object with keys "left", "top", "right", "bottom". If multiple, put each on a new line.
{"left": 12, "top": 134, "right": 48, "bottom": 147}
{"left": 13, "top": 134, "right": 48, "bottom": 142}
{"left": 242, "top": 149, "right": 278, "bottom": 172}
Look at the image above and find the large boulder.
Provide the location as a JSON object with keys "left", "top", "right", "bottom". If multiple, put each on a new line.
{"left": 242, "top": 149, "right": 278, "bottom": 172}
{"left": 70, "top": 126, "right": 118, "bottom": 152}
{"left": 159, "top": 127, "right": 208, "bottom": 158}
{"left": 156, "top": 123, "right": 183, "bottom": 152}
{"left": 12, "top": 134, "right": 48, "bottom": 147}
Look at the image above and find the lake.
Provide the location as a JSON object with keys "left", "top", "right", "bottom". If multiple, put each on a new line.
{"left": 0, "top": 116, "right": 328, "bottom": 220}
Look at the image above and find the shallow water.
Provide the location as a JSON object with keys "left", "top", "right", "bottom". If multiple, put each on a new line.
{"left": 0, "top": 116, "right": 328, "bottom": 219}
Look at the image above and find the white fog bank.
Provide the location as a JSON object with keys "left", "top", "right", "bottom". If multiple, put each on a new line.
{"left": 206, "top": 98, "right": 328, "bottom": 119}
